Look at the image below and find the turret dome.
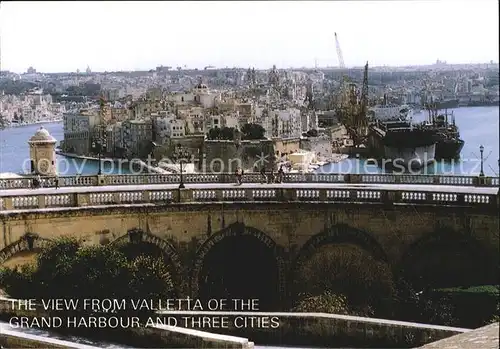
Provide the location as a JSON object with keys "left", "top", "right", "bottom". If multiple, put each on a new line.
{"left": 29, "top": 126, "right": 57, "bottom": 143}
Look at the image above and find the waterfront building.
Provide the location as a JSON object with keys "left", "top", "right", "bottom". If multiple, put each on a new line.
{"left": 106, "top": 123, "right": 125, "bottom": 157}
{"left": 47, "top": 102, "right": 66, "bottom": 116}
{"left": 62, "top": 110, "right": 101, "bottom": 155}
{"left": 122, "top": 119, "right": 153, "bottom": 158}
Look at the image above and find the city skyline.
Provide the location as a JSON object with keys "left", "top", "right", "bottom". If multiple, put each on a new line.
{"left": 0, "top": 0, "right": 499, "bottom": 73}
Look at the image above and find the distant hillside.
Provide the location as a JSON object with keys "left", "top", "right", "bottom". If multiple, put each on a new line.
{"left": 0, "top": 79, "right": 39, "bottom": 95}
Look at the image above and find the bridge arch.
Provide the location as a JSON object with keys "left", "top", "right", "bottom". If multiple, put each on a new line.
{"left": 293, "top": 223, "right": 389, "bottom": 267}
{"left": 398, "top": 227, "right": 498, "bottom": 289}
{"left": 110, "top": 229, "right": 182, "bottom": 282}
{"left": 0, "top": 233, "right": 52, "bottom": 266}
{"left": 190, "top": 222, "right": 286, "bottom": 310}
{"left": 289, "top": 224, "right": 392, "bottom": 310}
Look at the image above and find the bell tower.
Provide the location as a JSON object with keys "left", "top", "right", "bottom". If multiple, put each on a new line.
{"left": 28, "top": 126, "right": 57, "bottom": 176}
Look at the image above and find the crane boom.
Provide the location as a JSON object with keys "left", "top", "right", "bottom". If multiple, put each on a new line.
{"left": 331, "top": 32, "right": 349, "bottom": 109}
{"left": 334, "top": 32, "right": 345, "bottom": 69}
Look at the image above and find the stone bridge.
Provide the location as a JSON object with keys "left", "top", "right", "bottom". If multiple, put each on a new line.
{"left": 0, "top": 180, "right": 498, "bottom": 309}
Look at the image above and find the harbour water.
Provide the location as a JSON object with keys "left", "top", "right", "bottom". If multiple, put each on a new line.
{"left": 0, "top": 106, "right": 498, "bottom": 176}
{"left": 0, "top": 122, "right": 132, "bottom": 176}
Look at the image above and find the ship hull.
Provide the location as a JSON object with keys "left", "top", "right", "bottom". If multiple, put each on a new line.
{"left": 383, "top": 144, "right": 436, "bottom": 169}
{"left": 435, "top": 139, "right": 464, "bottom": 160}
{"left": 435, "top": 99, "right": 459, "bottom": 109}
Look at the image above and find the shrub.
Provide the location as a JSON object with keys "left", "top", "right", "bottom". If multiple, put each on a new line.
{"left": 293, "top": 291, "right": 350, "bottom": 314}
{"left": 0, "top": 237, "right": 175, "bottom": 310}
{"left": 293, "top": 244, "right": 395, "bottom": 317}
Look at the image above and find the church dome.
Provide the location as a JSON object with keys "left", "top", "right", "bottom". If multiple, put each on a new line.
{"left": 29, "top": 126, "right": 57, "bottom": 143}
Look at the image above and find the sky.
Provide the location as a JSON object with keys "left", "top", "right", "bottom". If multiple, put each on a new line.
{"left": 0, "top": 1, "right": 499, "bottom": 73}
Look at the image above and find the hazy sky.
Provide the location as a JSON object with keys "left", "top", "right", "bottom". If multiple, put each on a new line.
{"left": 1, "top": 1, "right": 498, "bottom": 73}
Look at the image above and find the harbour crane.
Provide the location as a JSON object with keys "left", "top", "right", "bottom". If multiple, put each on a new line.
{"left": 334, "top": 32, "right": 345, "bottom": 70}
{"left": 336, "top": 62, "right": 370, "bottom": 147}
{"left": 329, "top": 32, "right": 350, "bottom": 110}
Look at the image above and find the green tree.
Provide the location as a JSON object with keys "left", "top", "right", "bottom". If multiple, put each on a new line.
{"left": 24, "top": 237, "right": 80, "bottom": 299}
{"left": 207, "top": 127, "right": 221, "bottom": 140}
{"left": 220, "top": 127, "right": 235, "bottom": 140}
{"left": 0, "top": 263, "right": 36, "bottom": 299}
{"left": 206, "top": 127, "right": 235, "bottom": 140}
{"left": 67, "top": 245, "right": 132, "bottom": 301}
{"left": 241, "top": 123, "right": 265, "bottom": 140}
{"left": 393, "top": 277, "right": 456, "bottom": 326}
{"left": 129, "top": 255, "right": 174, "bottom": 301}
{"left": 0, "top": 237, "right": 175, "bottom": 310}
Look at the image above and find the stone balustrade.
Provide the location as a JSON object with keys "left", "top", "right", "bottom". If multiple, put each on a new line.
{"left": 0, "top": 172, "right": 498, "bottom": 190}
{"left": 0, "top": 185, "right": 498, "bottom": 212}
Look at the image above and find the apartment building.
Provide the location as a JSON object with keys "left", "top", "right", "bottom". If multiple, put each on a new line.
{"left": 62, "top": 110, "right": 101, "bottom": 155}
{"left": 122, "top": 118, "right": 153, "bottom": 158}
{"left": 262, "top": 107, "right": 302, "bottom": 139}
{"left": 152, "top": 112, "right": 186, "bottom": 142}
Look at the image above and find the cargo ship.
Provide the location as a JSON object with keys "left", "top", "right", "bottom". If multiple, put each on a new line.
{"left": 369, "top": 103, "right": 413, "bottom": 121}
{"left": 369, "top": 119, "right": 438, "bottom": 169}
{"left": 424, "top": 105, "right": 465, "bottom": 160}
{"left": 433, "top": 98, "right": 459, "bottom": 110}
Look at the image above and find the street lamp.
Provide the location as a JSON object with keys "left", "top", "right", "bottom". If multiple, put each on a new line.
{"left": 479, "top": 145, "right": 484, "bottom": 177}
{"left": 173, "top": 144, "right": 190, "bottom": 189}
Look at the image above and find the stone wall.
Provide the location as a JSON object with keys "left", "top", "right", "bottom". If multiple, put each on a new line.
{"left": 1, "top": 329, "right": 100, "bottom": 349}
{"left": 153, "top": 135, "right": 205, "bottom": 168}
{"left": 0, "top": 297, "right": 469, "bottom": 348}
{"left": 418, "top": 322, "right": 499, "bottom": 349}
{"left": 204, "top": 139, "right": 275, "bottom": 172}
{"left": 300, "top": 137, "right": 332, "bottom": 158}
{"left": 0, "top": 297, "right": 253, "bottom": 349}
{"left": 273, "top": 138, "right": 301, "bottom": 157}
{"left": 162, "top": 311, "right": 470, "bottom": 348}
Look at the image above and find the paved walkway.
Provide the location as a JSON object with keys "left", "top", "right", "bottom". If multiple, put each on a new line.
{"left": 0, "top": 182, "right": 498, "bottom": 197}
{"left": 418, "top": 322, "right": 499, "bottom": 349}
